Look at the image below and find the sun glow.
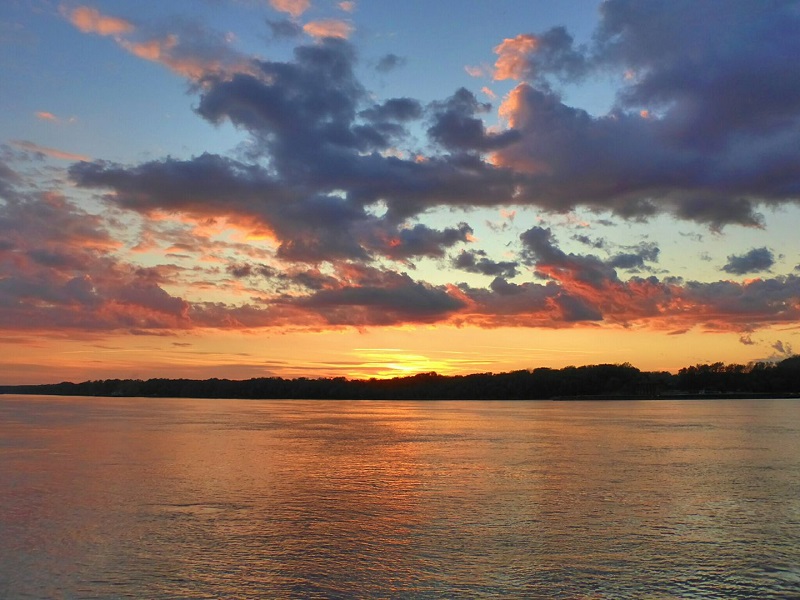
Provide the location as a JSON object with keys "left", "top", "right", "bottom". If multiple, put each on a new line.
{"left": 348, "top": 349, "right": 455, "bottom": 379}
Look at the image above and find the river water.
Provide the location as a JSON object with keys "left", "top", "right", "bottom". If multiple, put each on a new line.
{"left": 0, "top": 395, "right": 798, "bottom": 599}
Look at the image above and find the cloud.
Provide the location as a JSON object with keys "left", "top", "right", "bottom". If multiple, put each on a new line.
{"left": 608, "top": 243, "right": 659, "bottom": 271}
{"left": 722, "top": 247, "right": 775, "bottom": 275}
{"left": 64, "top": 8, "right": 250, "bottom": 80}
{"left": 376, "top": 53, "right": 405, "bottom": 73}
{"left": 35, "top": 111, "right": 58, "bottom": 122}
{"left": 11, "top": 140, "right": 89, "bottom": 162}
{"left": 0, "top": 166, "right": 196, "bottom": 332}
{"left": 63, "top": 3, "right": 800, "bottom": 231}
{"left": 594, "top": 1, "right": 800, "bottom": 146}
{"left": 383, "top": 223, "right": 472, "bottom": 260}
{"left": 493, "top": 29, "right": 587, "bottom": 84}
{"left": 267, "top": 18, "right": 303, "bottom": 39}
{"left": 520, "top": 226, "right": 617, "bottom": 289}
{"left": 453, "top": 250, "right": 519, "bottom": 279}
{"left": 427, "top": 88, "right": 521, "bottom": 152}
{"left": 298, "top": 270, "right": 466, "bottom": 326}
{"left": 486, "top": 1, "right": 800, "bottom": 228}
{"left": 303, "top": 20, "right": 353, "bottom": 40}
{"left": 464, "top": 64, "right": 490, "bottom": 78}
{"left": 494, "top": 83, "right": 771, "bottom": 228}
{"left": 8, "top": 151, "right": 800, "bottom": 335}
{"left": 118, "top": 23, "right": 251, "bottom": 80}
{"left": 49, "top": 9, "right": 800, "bottom": 342}
{"left": 772, "top": 340, "right": 793, "bottom": 356}
{"left": 64, "top": 6, "right": 134, "bottom": 37}
{"left": 572, "top": 234, "right": 605, "bottom": 249}
{"left": 269, "top": 0, "right": 310, "bottom": 18}
{"left": 69, "top": 152, "right": 477, "bottom": 263}
{"left": 338, "top": 1, "right": 356, "bottom": 12}
{"left": 493, "top": 34, "right": 538, "bottom": 81}
{"left": 360, "top": 97, "right": 422, "bottom": 122}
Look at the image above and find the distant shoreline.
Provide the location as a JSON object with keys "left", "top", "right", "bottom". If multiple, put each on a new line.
{"left": 3, "top": 358, "right": 800, "bottom": 401}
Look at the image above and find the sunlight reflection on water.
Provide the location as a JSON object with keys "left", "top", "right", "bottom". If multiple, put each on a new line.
{"left": 1, "top": 396, "right": 799, "bottom": 598}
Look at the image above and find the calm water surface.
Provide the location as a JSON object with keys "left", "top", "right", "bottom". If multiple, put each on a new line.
{"left": 1, "top": 395, "right": 799, "bottom": 599}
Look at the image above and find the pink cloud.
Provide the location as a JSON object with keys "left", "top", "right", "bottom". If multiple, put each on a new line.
{"left": 120, "top": 36, "right": 175, "bottom": 62}
{"left": 338, "top": 1, "right": 356, "bottom": 12}
{"left": 269, "top": 0, "right": 310, "bottom": 17}
{"left": 35, "top": 111, "right": 58, "bottom": 122}
{"left": 11, "top": 140, "right": 89, "bottom": 162}
{"left": 464, "top": 64, "right": 488, "bottom": 78}
{"left": 303, "top": 19, "right": 353, "bottom": 39}
{"left": 64, "top": 5, "right": 133, "bottom": 37}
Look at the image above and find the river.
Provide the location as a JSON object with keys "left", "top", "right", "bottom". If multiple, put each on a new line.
{"left": 1, "top": 395, "right": 798, "bottom": 598}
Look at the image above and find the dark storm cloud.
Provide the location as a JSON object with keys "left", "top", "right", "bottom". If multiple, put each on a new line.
{"left": 66, "top": 0, "right": 800, "bottom": 294}
{"left": 195, "top": 38, "right": 370, "bottom": 157}
{"left": 492, "top": 0, "right": 800, "bottom": 227}
{"left": 427, "top": 88, "right": 521, "bottom": 152}
{"left": 9, "top": 152, "right": 800, "bottom": 333}
{"left": 360, "top": 98, "right": 423, "bottom": 122}
{"left": 298, "top": 271, "right": 466, "bottom": 325}
{"left": 384, "top": 223, "right": 472, "bottom": 260}
{"left": 71, "top": 38, "right": 529, "bottom": 261}
{"left": 520, "top": 226, "right": 617, "bottom": 288}
{"left": 192, "top": 39, "right": 523, "bottom": 223}
{"left": 453, "top": 249, "right": 519, "bottom": 278}
{"left": 64, "top": 2, "right": 800, "bottom": 236}
{"left": 70, "top": 153, "right": 291, "bottom": 212}
{"left": 722, "top": 247, "right": 775, "bottom": 275}
{"left": 595, "top": 0, "right": 800, "bottom": 146}
{"left": 71, "top": 153, "right": 476, "bottom": 263}
{"left": 609, "top": 243, "right": 659, "bottom": 271}
{"left": 682, "top": 276, "right": 800, "bottom": 324}
{"left": 554, "top": 293, "right": 602, "bottom": 322}
{"left": 497, "top": 85, "right": 769, "bottom": 228}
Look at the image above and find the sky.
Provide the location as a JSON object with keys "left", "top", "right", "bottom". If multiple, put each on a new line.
{"left": 2, "top": 0, "right": 800, "bottom": 384}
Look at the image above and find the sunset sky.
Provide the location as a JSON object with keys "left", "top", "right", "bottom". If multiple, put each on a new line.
{"left": 2, "top": 0, "right": 800, "bottom": 384}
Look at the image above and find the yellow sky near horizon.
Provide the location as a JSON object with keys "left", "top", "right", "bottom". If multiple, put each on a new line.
{"left": 2, "top": 324, "right": 795, "bottom": 385}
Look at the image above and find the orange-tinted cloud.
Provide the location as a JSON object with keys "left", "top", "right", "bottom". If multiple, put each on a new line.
{"left": 11, "top": 140, "right": 89, "bottom": 162}
{"left": 64, "top": 6, "right": 249, "bottom": 81}
{"left": 120, "top": 36, "right": 175, "bottom": 62}
{"left": 115, "top": 26, "right": 253, "bottom": 80}
{"left": 269, "top": 0, "right": 310, "bottom": 17}
{"left": 65, "top": 6, "right": 133, "bottom": 37}
{"left": 338, "top": 1, "right": 356, "bottom": 12}
{"left": 118, "top": 35, "right": 221, "bottom": 80}
{"left": 303, "top": 19, "right": 353, "bottom": 39}
{"left": 493, "top": 34, "right": 538, "bottom": 81}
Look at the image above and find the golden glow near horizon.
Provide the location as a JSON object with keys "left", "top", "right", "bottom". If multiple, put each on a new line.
{"left": 1, "top": 324, "right": 795, "bottom": 385}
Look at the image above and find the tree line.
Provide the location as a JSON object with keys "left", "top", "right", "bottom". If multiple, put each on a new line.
{"left": 3, "top": 356, "right": 800, "bottom": 400}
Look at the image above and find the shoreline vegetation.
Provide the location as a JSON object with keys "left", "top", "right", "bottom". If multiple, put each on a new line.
{"left": 3, "top": 357, "right": 800, "bottom": 400}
